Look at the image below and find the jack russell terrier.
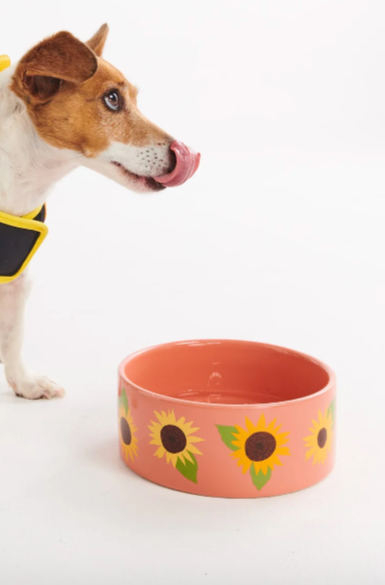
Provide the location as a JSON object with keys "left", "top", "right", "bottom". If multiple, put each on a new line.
{"left": 0, "top": 24, "right": 200, "bottom": 400}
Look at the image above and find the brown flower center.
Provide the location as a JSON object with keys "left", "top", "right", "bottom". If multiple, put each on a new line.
{"left": 120, "top": 417, "right": 132, "bottom": 446}
{"left": 245, "top": 431, "right": 277, "bottom": 462}
{"left": 161, "top": 424, "right": 187, "bottom": 454}
{"left": 317, "top": 428, "right": 327, "bottom": 449}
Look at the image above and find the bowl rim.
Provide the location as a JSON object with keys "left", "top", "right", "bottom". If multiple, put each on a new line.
{"left": 118, "top": 339, "right": 336, "bottom": 410}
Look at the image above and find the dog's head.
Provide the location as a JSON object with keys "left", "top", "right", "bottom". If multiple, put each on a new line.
{"left": 10, "top": 24, "right": 200, "bottom": 193}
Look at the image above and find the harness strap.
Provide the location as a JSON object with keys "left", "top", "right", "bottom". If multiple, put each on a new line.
{"left": 0, "top": 205, "right": 48, "bottom": 283}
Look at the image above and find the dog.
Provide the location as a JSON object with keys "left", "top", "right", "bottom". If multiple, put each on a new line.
{"left": 0, "top": 24, "right": 200, "bottom": 399}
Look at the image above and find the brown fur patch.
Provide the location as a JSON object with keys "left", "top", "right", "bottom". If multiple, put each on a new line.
{"left": 11, "top": 30, "right": 172, "bottom": 156}
{"left": 86, "top": 23, "right": 109, "bottom": 57}
{"left": 12, "top": 32, "right": 97, "bottom": 102}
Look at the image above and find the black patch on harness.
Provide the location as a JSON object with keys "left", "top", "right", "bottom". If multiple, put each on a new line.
{"left": 0, "top": 206, "right": 46, "bottom": 278}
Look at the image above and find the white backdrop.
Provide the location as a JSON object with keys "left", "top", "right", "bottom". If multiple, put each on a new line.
{"left": 0, "top": 1, "right": 384, "bottom": 583}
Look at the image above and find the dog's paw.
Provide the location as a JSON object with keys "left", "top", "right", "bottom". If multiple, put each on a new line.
{"left": 8, "top": 372, "right": 65, "bottom": 400}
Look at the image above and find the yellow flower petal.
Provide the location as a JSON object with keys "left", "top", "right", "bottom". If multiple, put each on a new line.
{"left": 187, "top": 436, "right": 205, "bottom": 443}
{"left": 246, "top": 417, "right": 256, "bottom": 433}
{"left": 184, "top": 426, "right": 200, "bottom": 435}
{"left": 276, "top": 432, "right": 290, "bottom": 445}
{"left": 154, "top": 446, "right": 165, "bottom": 458}
{"left": 234, "top": 424, "right": 244, "bottom": 433}
{"left": 266, "top": 418, "right": 277, "bottom": 432}
{"left": 188, "top": 444, "right": 202, "bottom": 456}
{"left": 183, "top": 450, "right": 194, "bottom": 464}
{"left": 256, "top": 413, "right": 266, "bottom": 431}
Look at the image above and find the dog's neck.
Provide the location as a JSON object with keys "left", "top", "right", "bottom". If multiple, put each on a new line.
{"left": 0, "top": 65, "right": 80, "bottom": 217}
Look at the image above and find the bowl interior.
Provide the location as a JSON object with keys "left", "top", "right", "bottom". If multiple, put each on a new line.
{"left": 121, "top": 340, "right": 331, "bottom": 405}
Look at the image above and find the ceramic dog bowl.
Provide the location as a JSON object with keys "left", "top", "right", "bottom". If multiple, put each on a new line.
{"left": 118, "top": 340, "right": 336, "bottom": 498}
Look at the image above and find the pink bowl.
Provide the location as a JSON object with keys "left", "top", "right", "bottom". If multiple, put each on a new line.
{"left": 118, "top": 340, "right": 336, "bottom": 498}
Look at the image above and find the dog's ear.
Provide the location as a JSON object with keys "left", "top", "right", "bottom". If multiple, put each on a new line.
{"left": 12, "top": 31, "right": 98, "bottom": 103}
{"left": 86, "top": 24, "right": 109, "bottom": 57}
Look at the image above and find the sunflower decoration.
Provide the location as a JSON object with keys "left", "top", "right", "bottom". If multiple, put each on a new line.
{"left": 304, "top": 400, "right": 335, "bottom": 465}
{"left": 149, "top": 410, "right": 204, "bottom": 483}
{"left": 118, "top": 388, "right": 138, "bottom": 462}
{"left": 217, "top": 414, "right": 290, "bottom": 491}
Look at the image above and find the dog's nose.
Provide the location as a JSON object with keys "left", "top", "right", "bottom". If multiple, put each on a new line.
{"left": 155, "top": 140, "right": 201, "bottom": 187}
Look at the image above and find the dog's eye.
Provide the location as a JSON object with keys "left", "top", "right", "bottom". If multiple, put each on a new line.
{"left": 103, "top": 90, "right": 122, "bottom": 111}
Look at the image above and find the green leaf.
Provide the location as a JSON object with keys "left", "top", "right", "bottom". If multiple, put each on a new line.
{"left": 328, "top": 399, "right": 336, "bottom": 429}
{"left": 250, "top": 465, "right": 272, "bottom": 491}
{"left": 120, "top": 387, "right": 128, "bottom": 415}
{"left": 176, "top": 452, "right": 199, "bottom": 483}
{"left": 216, "top": 425, "right": 238, "bottom": 451}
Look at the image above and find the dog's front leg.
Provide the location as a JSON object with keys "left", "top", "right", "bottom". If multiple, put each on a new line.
{"left": 0, "top": 272, "right": 65, "bottom": 399}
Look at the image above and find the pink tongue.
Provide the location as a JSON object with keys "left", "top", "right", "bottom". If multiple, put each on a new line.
{"left": 155, "top": 140, "right": 201, "bottom": 187}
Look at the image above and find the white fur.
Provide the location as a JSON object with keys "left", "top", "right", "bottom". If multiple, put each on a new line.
{"left": 83, "top": 141, "right": 172, "bottom": 193}
{"left": 0, "top": 65, "right": 81, "bottom": 216}
{"left": 0, "top": 272, "right": 65, "bottom": 399}
{"left": 0, "top": 65, "right": 80, "bottom": 399}
{"left": 0, "top": 63, "right": 170, "bottom": 399}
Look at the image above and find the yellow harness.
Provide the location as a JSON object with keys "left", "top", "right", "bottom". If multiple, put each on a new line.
{"left": 0, "top": 205, "right": 48, "bottom": 283}
{"left": 0, "top": 54, "right": 11, "bottom": 72}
